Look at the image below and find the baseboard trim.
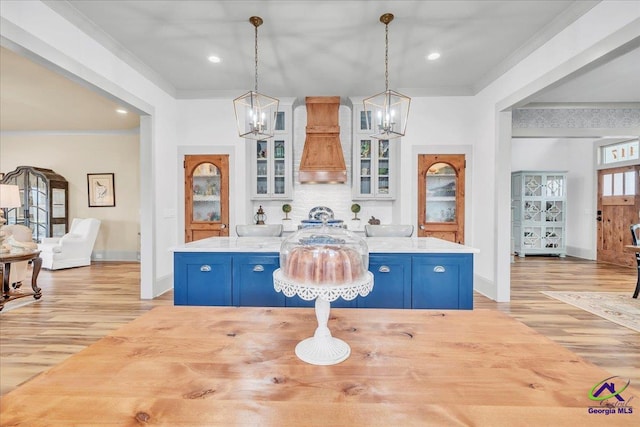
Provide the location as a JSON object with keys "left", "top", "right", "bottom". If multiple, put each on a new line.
{"left": 566, "top": 246, "right": 596, "bottom": 260}
{"left": 91, "top": 251, "right": 139, "bottom": 262}
{"left": 474, "top": 274, "right": 499, "bottom": 301}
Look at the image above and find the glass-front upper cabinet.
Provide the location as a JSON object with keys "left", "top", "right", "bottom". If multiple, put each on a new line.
{"left": 1, "top": 166, "right": 68, "bottom": 242}
{"left": 251, "top": 102, "right": 292, "bottom": 200}
{"left": 351, "top": 103, "right": 396, "bottom": 200}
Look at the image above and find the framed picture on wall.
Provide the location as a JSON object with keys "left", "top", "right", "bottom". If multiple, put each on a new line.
{"left": 87, "top": 173, "right": 115, "bottom": 207}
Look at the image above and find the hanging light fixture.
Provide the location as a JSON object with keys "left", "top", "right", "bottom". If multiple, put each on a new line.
{"left": 233, "top": 16, "right": 279, "bottom": 140}
{"left": 363, "top": 13, "right": 411, "bottom": 140}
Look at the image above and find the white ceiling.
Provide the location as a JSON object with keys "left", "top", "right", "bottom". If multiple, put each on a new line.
{"left": 1, "top": 0, "right": 638, "bottom": 131}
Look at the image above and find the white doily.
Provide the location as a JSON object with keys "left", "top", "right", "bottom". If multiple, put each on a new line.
{"left": 273, "top": 269, "right": 373, "bottom": 302}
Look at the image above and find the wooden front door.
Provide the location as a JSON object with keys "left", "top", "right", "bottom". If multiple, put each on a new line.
{"left": 185, "top": 155, "right": 229, "bottom": 242}
{"left": 418, "top": 154, "right": 465, "bottom": 243}
{"left": 597, "top": 165, "right": 640, "bottom": 267}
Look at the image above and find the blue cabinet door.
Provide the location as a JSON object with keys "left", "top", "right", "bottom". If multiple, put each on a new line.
{"left": 359, "top": 255, "right": 411, "bottom": 308}
{"left": 174, "top": 253, "right": 232, "bottom": 306}
{"left": 411, "top": 254, "right": 473, "bottom": 309}
{"left": 233, "top": 254, "right": 285, "bottom": 307}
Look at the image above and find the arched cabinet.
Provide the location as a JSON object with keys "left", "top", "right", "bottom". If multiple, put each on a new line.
{"left": 1, "top": 166, "right": 69, "bottom": 242}
{"left": 184, "top": 155, "right": 229, "bottom": 242}
{"left": 417, "top": 154, "right": 465, "bottom": 244}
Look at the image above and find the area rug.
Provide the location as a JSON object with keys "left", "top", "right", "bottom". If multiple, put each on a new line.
{"left": 0, "top": 298, "right": 38, "bottom": 313}
{"left": 541, "top": 291, "right": 640, "bottom": 332}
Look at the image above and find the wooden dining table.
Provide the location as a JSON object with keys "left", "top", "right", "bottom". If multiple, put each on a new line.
{"left": 1, "top": 306, "right": 637, "bottom": 426}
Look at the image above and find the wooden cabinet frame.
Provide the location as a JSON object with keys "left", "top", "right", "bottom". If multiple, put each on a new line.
{"left": 418, "top": 154, "right": 465, "bottom": 244}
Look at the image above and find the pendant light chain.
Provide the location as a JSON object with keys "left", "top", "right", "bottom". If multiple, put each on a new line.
{"left": 384, "top": 20, "right": 389, "bottom": 92}
{"left": 254, "top": 22, "right": 259, "bottom": 93}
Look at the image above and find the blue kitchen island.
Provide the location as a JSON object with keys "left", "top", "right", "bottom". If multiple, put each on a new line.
{"left": 172, "top": 237, "right": 478, "bottom": 309}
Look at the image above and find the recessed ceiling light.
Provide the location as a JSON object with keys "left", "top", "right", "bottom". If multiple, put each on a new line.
{"left": 426, "top": 52, "right": 441, "bottom": 61}
{"left": 208, "top": 55, "right": 222, "bottom": 63}
{"left": 116, "top": 108, "right": 128, "bottom": 114}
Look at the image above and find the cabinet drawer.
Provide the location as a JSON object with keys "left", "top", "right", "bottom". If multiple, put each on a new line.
{"left": 411, "top": 255, "right": 473, "bottom": 309}
{"left": 233, "top": 255, "right": 285, "bottom": 307}
{"left": 174, "top": 253, "right": 232, "bottom": 306}
{"left": 360, "top": 255, "right": 411, "bottom": 308}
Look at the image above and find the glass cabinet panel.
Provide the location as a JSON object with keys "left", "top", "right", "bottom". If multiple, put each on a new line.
{"left": 359, "top": 140, "right": 372, "bottom": 195}
{"left": 353, "top": 138, "right": 394, "bottom": 199}
{"left": 378, "top": 140, "right": 390, "bottom": 194}
{"left": 425, "top": 163, "right": 457, "bottom": 223}
{"left": 273, "top": 139, "right": 286, "bottom": 195}
{"left": 256, "top": 140, "right": 268, "bottom": 195}
{"left": 250, "top": 103, "right": 292, "bottom": 200}
{"left": 191, "top": 162, "right": 221, "bottom": 222}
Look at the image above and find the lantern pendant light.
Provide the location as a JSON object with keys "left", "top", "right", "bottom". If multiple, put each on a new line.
{"left": 234, "top": 16, "right": 279, "bottom": 140}
{"left": 363, "top": 13, "right": 411, "bottom": 140}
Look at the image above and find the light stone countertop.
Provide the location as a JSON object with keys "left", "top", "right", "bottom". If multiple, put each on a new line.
{"left": 172, "top": 236, "right": 479, "bottom": 254}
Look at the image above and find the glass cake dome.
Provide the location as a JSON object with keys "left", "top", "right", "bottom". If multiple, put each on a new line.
{"left": 280, "top": 222, "right": 369, "bottom": 285}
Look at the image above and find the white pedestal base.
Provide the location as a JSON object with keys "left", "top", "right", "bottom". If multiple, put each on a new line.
{"left": 295, "top": 336, "right": 350, "bottom": 365}
{"left": 294, "top": 297, "right": 350, "bottom": 365}
{"left": 273, "top": 270, "right": 374, "bottom": 366}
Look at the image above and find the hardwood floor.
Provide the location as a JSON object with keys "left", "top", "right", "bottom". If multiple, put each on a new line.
{"left": 1, "top": 257, "right": 638, "bottom": 396}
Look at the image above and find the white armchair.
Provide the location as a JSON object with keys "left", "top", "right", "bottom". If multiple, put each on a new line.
{"left": 38, "top": 218, "right": 101, "bottom": 270}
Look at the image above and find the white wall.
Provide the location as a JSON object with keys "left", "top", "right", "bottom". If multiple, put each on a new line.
{"left": 0, "top": 134, "right": 141, "bottom": 260}
{"left": 1, "top": 0, "right": 178, "bottom": 298}
{"left": 511, "top": 138, "right": 597, "bottom": 259}
{"left": 2, "top": 0, "right": 638, "bottom": 302}
{"left": 476, "top": 1, "right": 640, "bottom": 301}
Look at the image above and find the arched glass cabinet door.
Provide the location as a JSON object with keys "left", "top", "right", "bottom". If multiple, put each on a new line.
{"left": 184, "top": 155, "right": 229, "bottom": 242}
{"left": 191, "top": 162, "right": 221, "bottom": 223}
{"left": 418, "top": 154, "right": 465, "bottom": 244}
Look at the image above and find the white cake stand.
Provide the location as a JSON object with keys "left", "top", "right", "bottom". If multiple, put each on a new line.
{"left": 273, "top": 269, "right": 374, "bottom": 365}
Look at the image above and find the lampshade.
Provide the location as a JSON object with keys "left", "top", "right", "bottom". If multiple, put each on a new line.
{"left": 234, "top": 16, "right": 279, "bottom": 140}
{"left": 363, "top": 13, "right": 411, "bottom": 140}
{"left": 0, "top": 184, "right": 21, "bottom": 208}
{"left": 0, "top": 183, "right": 21, "bottom": 226}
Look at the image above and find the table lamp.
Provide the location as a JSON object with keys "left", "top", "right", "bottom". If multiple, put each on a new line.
{"left": 0, "top": 184, "right": 22, "bottom": 251}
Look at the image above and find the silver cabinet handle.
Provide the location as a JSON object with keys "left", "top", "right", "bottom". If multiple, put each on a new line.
{"left": 200, "top": 265, "right": 212, "bottom": 272}
{"left": 419, "top": 225, "right": 425, "bottom": 230}
{"left": 378, "top": 266, "right": 391, "bottom": 273}
{"left": 221, "top": 224, "right": 227, "bottom": 229}
{"left": 253, "top": 265, "right": 264, "bottom": 272}
{"left": 433, "top": 266, "right": 446, "bottom": 273}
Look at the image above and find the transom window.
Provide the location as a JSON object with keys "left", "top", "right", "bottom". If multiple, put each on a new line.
{"left": 601, "top": 140, "right": 639, "bottom": 165}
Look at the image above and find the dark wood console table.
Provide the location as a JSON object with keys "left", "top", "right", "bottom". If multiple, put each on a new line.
{"left": 0, "top": 250, "right": 42, "bottom": 311}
